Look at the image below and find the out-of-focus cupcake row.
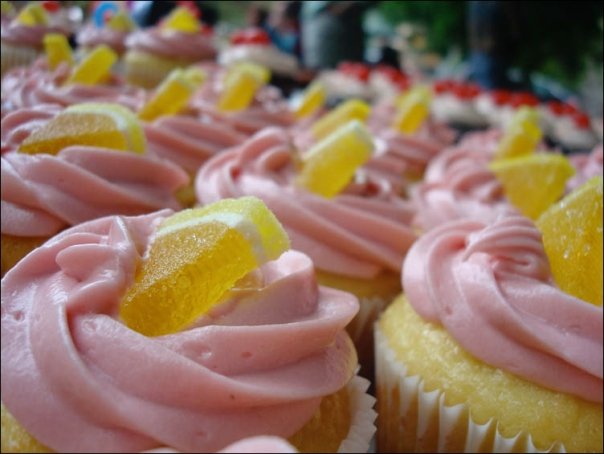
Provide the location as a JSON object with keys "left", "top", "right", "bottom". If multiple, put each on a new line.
{"left": 1, "top": 2, "right": 602, "bottom": 453}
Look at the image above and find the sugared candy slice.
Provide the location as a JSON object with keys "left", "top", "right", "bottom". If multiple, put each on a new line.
{"left": 65, "top": 45, "right": 117, "bottom": 86}
{"left": 160, "top": 6, "right": 199, "bottom": 33}
{"left": 217, "top": 67, "right": 262, "bottom": 112}
{"left": 19, "top": 102, "right": 145, "bottom": 155}
{"left": 297, "top": 120, "right": 374, "bottom": 198}
{"left": 15, "top": 3, "right": 48, "bottom": 26}
{"left": 392, "top": 85, "right": 431, "bottom": 134}
{"left": 106, "top": 10, "right": 135, "bottom": 31}
{"left": 310, "top": 99, "right": 371, "bottom": 141}
{"left": 495, "top": 107, "right": 543, "bottom": 160}
{"left": 489, "top": 153, "right": 575, "bottom": 220}
{"left": 537, "top": 177, "right": 603, "bottom": 307}
{"left": 138, "top": 67, "right": 206, "bottom": 121}
{"left": 43, "top": 33, "right": 74, "bottom": 70}
{"left": 293, "top": 81, "right": 326, "bottom": 119}
{"left": 120, "top": 196, "right": 290, "bottom": 336}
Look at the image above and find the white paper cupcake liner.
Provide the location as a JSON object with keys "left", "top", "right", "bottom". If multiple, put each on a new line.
{"left": 374, "top": 327, "right": 567, "bottom": 453}
{"left": 338, "top": 372, "right": 378, "bottom": 453}
{"left": 1, "top": 41, "right": 40, "bottom": 76}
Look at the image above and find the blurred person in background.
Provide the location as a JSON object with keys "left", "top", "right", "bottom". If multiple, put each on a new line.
{"left": 300, "top": 1, "right": 376, "bottom": 70}
{"left": 466, "top": 0, "right": 521, "bottom": 89}
{"left": 132, "top": 1, "right": 218, "bottom": 27}
{"left": 267, "top": 1, "right": 302, "bottom": 61}
{"left": 245, "top": 3, "right": 269, "bottom": 29}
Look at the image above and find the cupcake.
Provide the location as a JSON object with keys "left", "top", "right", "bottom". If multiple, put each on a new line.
{"left": 124, "top": 7, "right": 216, "bottom": 89}
{"left": 190, "top": 68, "right": 295, "bottom": 136}
{"left": 0, "top": 103, "right": 189, "bottom": 275}
{"left": 431, "top": 80, "right": 489, "bottom": 132}
{"left": 1, "top": 2, "right": 71, "bottom": 76}
{"left": 1, "top": 104, "right": 62, "bottom": 153}
{"left": 219, "top": 28, "right": 299, "bottom": 78}
{"left": 368, "top": 65, "right": 410, "bottom": 102}
{"left": 375, "top": 211, "right": 602, "bottom": 452}
{"left": 196, "top": 127, "right": 417, "bottom": 377}
{"left": 316, "top": 61, "right": 373, "bottom": 103}
{"left": 1, "top": 202, "right": 376, "bottom": 452}
{"left": 76, "top": 10, "right": 136, "bottom": 58}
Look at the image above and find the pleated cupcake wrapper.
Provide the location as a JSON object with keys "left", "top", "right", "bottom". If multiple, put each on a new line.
{"left": 338, "top": 372, "right": 378, "bottom": 453}
{"left": 124, "top": 50, "right": 188, "bottom": 89}
{"left": 347, "top": 296, "right": 391, "bottom": 380}
{"left": 374, "top": 328, "right": 567, "bottom": 453}
{"left": 1, "top": 41, "right": 40, "bottom": 76}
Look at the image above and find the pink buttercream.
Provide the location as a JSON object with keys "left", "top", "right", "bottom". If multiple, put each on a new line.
{"left": 1, "top": 60, "right": 147, "bottom": 114}
{"left": 1, "top": 21, "right": 68, "bottom": 47}
{"left": 126, "top": 27, "right": 216, "bottom": 61}
{"left": 1, "top": 104, "right": 61, "bottom": 154}
{"left": 1, "top": 210, "right": 358, "bottom": 452}
{"left": 403, "top": 214, "right": 603, "bottom": 402}
{"left": 190, "top": 76, "right": 295, "bottom": 136}
{"left": 196, "top": 127, "right": 416, "bottom": 279}
{"left": 1, "top": 147, "right": 188, "bottom": 237}
{"left": 144, "top": 114, "right": 246, "bottom": 174}
{"left": 567, "top": 145, "right": 603, "bottom": 192}
{"left": 76, "top": 23, "right": 130, "bottom": 55}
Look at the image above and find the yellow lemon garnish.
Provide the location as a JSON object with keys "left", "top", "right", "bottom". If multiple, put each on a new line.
{"left": 43, "top": 33, "right": 74, "bottom": 70}
{"left": 65, "top": 45, "right": 117, "bottom": 86}
{"left": 293, "top": 81, "right": 326, "bottom": 119}
{"left": 138, "top": 67, "right": 206, "bottom": 121}
{"left": 217, "top": 66, "right": 263, "bottom": 112}
{"left": 489, "top": 153, "right": 575, "bottom": 220}
{"left": 15, "top": 3, "right": 48, "bottom": 26}
{"left": 120, "top": 196, "right": 290, "bottom": 336}
{"left": 392, "top": 85, "right": 432, "bottom": 134}
{"left": 297, "top": 120, "right": 375, "bottom": 198}
{"left": 495, "top": 107, "right": 543, "bottom": 160}
{"left": 310, "top": 99, "right": 371, "bottom": 141}
{"left": 160, "top": 6, "right": 199, "bottom": 33}
{"left": 19, "top": 102, "right": 145, "bottom": 155}
{"left": 537, "top": 176, "right": 603, "bottom": 307}
{"left": 106, "top": 11, "right": 135, "bottom": 32}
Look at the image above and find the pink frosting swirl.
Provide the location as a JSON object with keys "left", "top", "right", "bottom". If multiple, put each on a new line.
{"left": 1, "top": 21, "right": 68, "bottom": 47}
{"left": 144, "top": 115, "right": 247, "bottom": 174}
{"left": 76, "top": 23, "right": 130, "bottom": 55}
{"left": 567, "top": 144, "right": 603, "bottom": 192}
{"left": 1, "top": 210, "right": 359, "bottom": 452}
{"left": 1, "top": 104, "right": 62, "bottom": 154}
{"left": 1, "top": 61, "right": 147, "bottom": 114}
{"left": 191, "top": 77, "right": 295, "bottom": 136}
{"left": 126, "top": 27, "right": 216, "bottom": 61}
{"left": 196, "top": 127, "right": 416, "bottom": 279}
{"left": 1, "top": 147, "right": 188, "bottom": 237}
{"left": 403, "top": 214, "right": 603, "bottom": 402}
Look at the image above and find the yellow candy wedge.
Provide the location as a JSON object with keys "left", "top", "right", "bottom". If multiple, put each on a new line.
{"left": 217, "top": 67, "right": 262, "bottom": 112}
{"left": 15, "top": 3, "right": 48, "bottom": 26}
{"left": 65, "top": 45, "right": 117, "bottom": 86}
{"left": 1, "top": 1, "right": 15, "bottom": 15}
{"left": 106, "top": 11, "right": 135, "bottom": 32}
{"left": 297, "top": 120, "right": 375, "bottom": 198}
{"left": 19, "top": 102, "right": 146, "bottom": 155}
{"left": 495, "top": 107, "right": 543, "bottom": 160}
{"left": 226, "top": 62, "right": 271, "bottom": 85}
{"left": 489, "top": 153, "right": 575, "bottom": 220}
{"left": 310, "top": 99, "right": 371, "bottom": 141}
{"left": 160, "top": 6, "right": 199, "bottom": 33}
{"left": 537, "top": 176, "right": 603, "bottom": 307}
{"left": 138, "top": 67, "right": 206, "bottom": 121}
{"left": 43, "top": 33, "right": 74, "bottom": 70}
{"left": 392, "top": 85, "right": 432, "bottom": 134}
{"left": 293, "top": 81, "right": 326, "bottom": 119}
{"left": 120, "top": 196, "right": 290, "bottom": 336}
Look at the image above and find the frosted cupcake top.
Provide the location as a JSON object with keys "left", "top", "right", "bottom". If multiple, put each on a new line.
{"left": 1, "top": 210, "right": 358, "bottom": 452}
{"left": 126, "top": 26, "right": 216, "bottom": 61}
{"left": 196, "top": 127, "right": 417, "bottom": 279}
{"left": 403, "top": 214, "right": 603, "bottom": 403}
{"left": 1, "top": 146, "right": 188, "bottom": 237}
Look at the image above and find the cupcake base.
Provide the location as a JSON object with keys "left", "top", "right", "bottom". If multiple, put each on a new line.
{"left": 374, "top": 295, "right": 602, "bottom": 453}
{"left": 0, "top": 41, "right": 40, "bottom": 77}
{"left": 123, "top": 50, "right": 193, "bottom": 89}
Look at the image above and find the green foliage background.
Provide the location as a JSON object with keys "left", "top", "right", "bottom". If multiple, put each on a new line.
{"left": 378, "top": 1, "right": 603, "bottom": 89}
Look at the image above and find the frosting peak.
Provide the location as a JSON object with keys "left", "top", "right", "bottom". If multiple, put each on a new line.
{"left": 403, "top": 214, "right": 603, "bottom": 402}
